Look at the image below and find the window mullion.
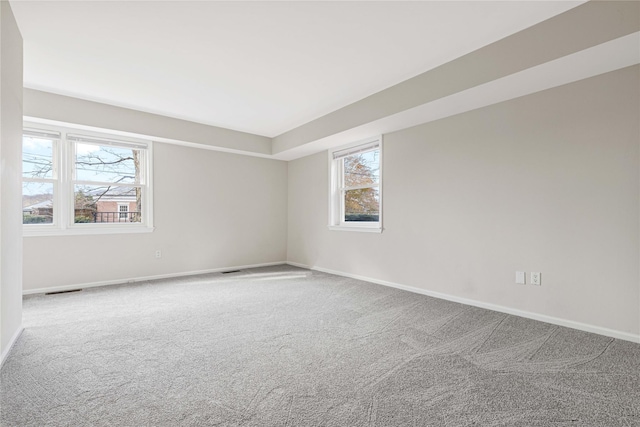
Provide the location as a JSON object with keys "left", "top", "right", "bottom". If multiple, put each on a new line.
{"left": 342, "top": 183, "right": 379, "bottom": 192}
{"left": 62, "top": 137, "right": 72, "bottom": 228}
{"left": 72, "top": 179, "right": 142, "bottom": 188}
{"left": 22, "top": 177, "right": 56, "bottom": 184}
{"left": 339, "top": 159, "right": 345, "bottom": 224}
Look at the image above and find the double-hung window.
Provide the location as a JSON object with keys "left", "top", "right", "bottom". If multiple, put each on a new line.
{"left": 22, "top": 123, "right": 153, "bottom": 235}
{"left": 22, "top": 129, "right": 59, "bottom": 225}
{"left": 328, "top": 136, "right": 382, "bottom": 232}
{"left": 70, "top": 134, "right": 148, "bottom": 225}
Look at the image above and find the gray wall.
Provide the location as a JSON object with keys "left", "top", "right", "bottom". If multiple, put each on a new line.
{"left": 287, "top": 66, "right": 640, "bottom": 337}
{"left": 24, "top": 89, "right": 272, "bottom": 156}
{"left": 0, "top": 1, "right": 24, "bottom": 362}
{"left": 23, "top": 142, "right": 288, "bottom": 292}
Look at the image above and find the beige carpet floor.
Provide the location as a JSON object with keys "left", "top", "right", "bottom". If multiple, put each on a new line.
{"left": 2, "top": 265, "right": 639, "bottom": 426}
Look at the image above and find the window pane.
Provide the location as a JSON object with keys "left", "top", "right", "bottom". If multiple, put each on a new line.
{"left": 23, "top": 182, "right": 54, "bottom": 224}
{"left": 344, "top": 149, "right": 380, "bottom": 188}
{"left": 75, "top": 144, "right": 140, "bottom": 184}
{"left": 344, "top": 187, "right": 379, "bottom": 222}
{"left": 23, "top": 136, "right": 54, "bottom": 179}
{"left": 118, "top": 204, "right": 129, "bottom": 220}
{"left": 74, "top": 185, "right": 141, "bottom": 223}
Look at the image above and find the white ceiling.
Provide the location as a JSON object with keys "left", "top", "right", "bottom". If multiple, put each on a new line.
{"left": 11, "top": 1, "right": 583, "bottom": 137}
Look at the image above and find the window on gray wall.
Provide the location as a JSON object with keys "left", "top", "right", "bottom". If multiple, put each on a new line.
{"left": 328, "top": 136, "right": 382, "bottom": 233}
{"left": 22, "top": 123, "right": 154, "bottom": 236}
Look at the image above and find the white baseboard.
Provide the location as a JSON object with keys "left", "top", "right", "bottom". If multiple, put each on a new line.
{"left": 287, "top": 261, "right": 640, "bottom": 344}
{"left": 1, "top": 325, "right": 24, "bottom": 367}
{"left": 23, "top": 261, "right": 287, "bottom": 296}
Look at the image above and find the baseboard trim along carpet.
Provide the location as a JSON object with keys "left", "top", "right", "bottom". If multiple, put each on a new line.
{"left": 0, "top": 326, "right": 24, "bottom": 367}
{"left": 22, "top": 261, "right": 287, "bottom": 296}
{"left": 286, "top": 261, "right": 640, "bottom": 344}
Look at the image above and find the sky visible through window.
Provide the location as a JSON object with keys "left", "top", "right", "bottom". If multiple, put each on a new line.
{"left": 344, "top": 150, "right": 379, "bottom": 187}
{"left": 75, "top": 143, "right": 138, "bottom": 185}
{"left": 23, "top": 136, "right": 53, "bottom": 181}
{"left": 22, "top": 135, "right": 54, "bottom": 221}
{"left": 22, "top": 137, "right": 140, "bottom": 197}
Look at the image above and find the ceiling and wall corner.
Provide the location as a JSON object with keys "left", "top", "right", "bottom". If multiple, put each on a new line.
{"left": 10, "top": 1, "right": 585, "bottom": 137}
{"left": 12, "top": 1, "right": 639, "bottom": 161}
{"left": 271, "top": 1, "right": 640, "bottom": 160}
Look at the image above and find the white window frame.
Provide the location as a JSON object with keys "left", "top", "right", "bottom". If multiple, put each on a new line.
{"left": 23, "top": 122, "right": 154, "bottom": 237}
{"left": 328, "top": 136, "right": 383, "bottom": 233}
{"left": 22, "top": 128, "right": 60, "bottom": 229}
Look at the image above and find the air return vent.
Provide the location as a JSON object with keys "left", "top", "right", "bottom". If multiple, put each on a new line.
{"left": 45, "top": 289, "right": 83, "bottom": 295}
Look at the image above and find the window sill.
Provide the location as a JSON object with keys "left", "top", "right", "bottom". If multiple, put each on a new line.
{"left": 328, "top": 225, "right": 383, "bottom": 233}
{"left": 24, "top": 225, "right": 155, "bottom": 237}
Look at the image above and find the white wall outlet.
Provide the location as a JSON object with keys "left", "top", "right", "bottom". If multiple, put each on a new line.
{"left": 531, "top": 272, "right": 541, "bottom": 286}
{"left": 155, "top": 250, "right": 162, "bottom": 259}
{"left": 516, "top": 271, "right": 526, "bottom": 285}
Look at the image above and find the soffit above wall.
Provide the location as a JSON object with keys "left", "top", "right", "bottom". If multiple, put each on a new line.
{"left": 271, "top": 1, "right": 640, "bottom": 159}
{"left": 19, "top": 1, "right": 640, "bottom": 161}
{"left": 12, "top": 1, "right": 582, "bottom": 137}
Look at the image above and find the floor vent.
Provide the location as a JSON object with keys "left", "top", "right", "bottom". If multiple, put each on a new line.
{"left": 221, "top": 270, "right": 241, "bottom": 274}
{"left": 45, "top": 289, "right": 83, "bottom": 295}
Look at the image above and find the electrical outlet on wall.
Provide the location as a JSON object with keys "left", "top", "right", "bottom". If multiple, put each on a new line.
{"left": 155, "top": 250, "right": 162, "bottom": 259}
{"left": 515, "top": 271, "right": 526, "bottom": 285}
{"left": 531, "top": 272, "right": 541, "bottom": 286}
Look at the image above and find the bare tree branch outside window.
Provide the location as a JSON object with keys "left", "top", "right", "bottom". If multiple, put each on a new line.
{"left": 73, "top": 145, "right": 142, "bottom": 223}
